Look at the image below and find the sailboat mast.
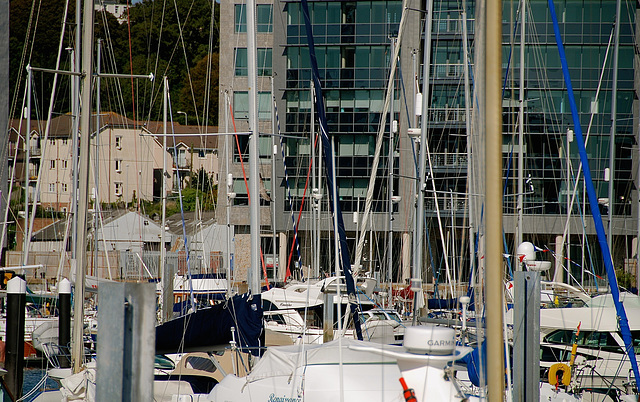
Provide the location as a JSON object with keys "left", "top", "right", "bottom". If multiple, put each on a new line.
{"left": 607, "top": 0, "right": 621, "bottom": 252}
{"left": 311, "top": 81, "right": 317, "bottom": 277}
{"left": 71, "top": 0, "right": 81, "bottom": 262}
{"left": 485, "top": 0, "right": 506, "bottom": 398}
{"left": 22, "top": 67, "right": 31, "bottom": 267}
{"left": 516, "top": 0, "right": 525, "bottom": 254}
{"left": 225, "top": 91, "right": 232, "bottom": 296}
{"left": 388, "top": 37, "right": 396, "bottom": 307}
{"left": 415, "top": 0, "right": 434, "bottom": 323}
{"left": 94, "top": 40, "right": 101, "bottom": 276}
{"left": 271, "top": 77, "right": 277, "bottom": 282}
{"left": 72, "top": 0, "right": 95, "bottom": 373}
{"left": 462, "top": 0, "right": 475, "bottom": 287}
{"left": 246, "top": 0, "right": 261, "bottom": 294}
{"left": 161, "top": 77, "right": 171, "bottom": 322}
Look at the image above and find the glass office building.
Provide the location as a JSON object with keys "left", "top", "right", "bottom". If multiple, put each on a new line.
{"left": 221, "top": 0, "right": 638, "bottom": 287}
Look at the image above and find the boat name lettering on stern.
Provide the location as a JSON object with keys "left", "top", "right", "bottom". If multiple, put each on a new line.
{"left": 267, "top": 393, "right": 302, "bottom": 402}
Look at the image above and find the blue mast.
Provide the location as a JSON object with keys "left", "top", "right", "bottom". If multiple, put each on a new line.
{"left": 299, "top": 0, "right": 364, "bottom": 340}
{"left": 547, "top": 0, "right": 640, "bottom": 386}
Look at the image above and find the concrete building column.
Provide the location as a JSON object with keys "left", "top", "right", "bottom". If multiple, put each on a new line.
{"left": 278, "top": 232, "right": 287, "bottom": 282}
{"left": 553, "top": 234, "right": 564, "bottom": 283}
{"left": 402, "top": 232, "right": 411, "bottom": 283}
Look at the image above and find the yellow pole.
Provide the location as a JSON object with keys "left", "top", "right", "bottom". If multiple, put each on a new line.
{"left": 485, "top": 0, "right": 505, "bottom": 398}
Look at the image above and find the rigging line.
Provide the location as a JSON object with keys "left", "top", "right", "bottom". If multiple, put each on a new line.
{"left": 8, "top": 0, "right": 36, "bottom": 122}
{"left": 24, "top": 2, "right": 73, "bottom": 263}
{"left": 203, "top": 0, "right": 215, "bottom": 128}
{"left": 555, "top": 23, "right": 615, "bottom": 288}
{"left": 287, "top": 125, "right": 319, "bottom": 281}
{"left": 300, "top": 0, "right": 363, "bottom": 342}
{"left": 273, "top": 96, "right": 303, "bottom": 280}
{"left": 125, "top": 0, "right": 136, "bottom": 124}
{"left": 395, "top": 62, "right": 416, "bottom": 235}
{"left": 97, "top": 10, "right": 126, "bottom": 116}
{"left": 548, "top": 0, "right": 640, "bottom": 386}
{"left": 168, "top": 93, "right": 197, "bottom": 311}
{"left": 353, "top": 3, "right": 409, "bottom": 272}
{"left": 142, "top": 0, "right": 160, "bottom": 120}
{"left": 172, "top": 0, "right": 201, "bottom": 127}
{"left": 229, "top": 103, "right": 271, "bottom": 289}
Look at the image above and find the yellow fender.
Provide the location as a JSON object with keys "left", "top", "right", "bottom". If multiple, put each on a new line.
{"left": 548, "top": 363, "right": 571, "bottom": 386}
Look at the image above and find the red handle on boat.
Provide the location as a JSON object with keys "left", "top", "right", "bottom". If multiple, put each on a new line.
{"left": 399, "top": 377, "right": 417, "bottom": 402}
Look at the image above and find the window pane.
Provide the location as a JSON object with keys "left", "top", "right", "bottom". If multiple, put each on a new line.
{"left": 312, "top": 3, "right": 326, "bottom": 24}
{"left": 234, "top": 91, "right": 248, "bottom": 119}
{"left": 355, "top": 47, "right": 369, "bottom": 68}
{"left": 258, "top": 91, "right": 272, "bottom": 120}
{"left": 326, "top": 47, "right": 340, "bottom": 68}
{"left": 370, "top": 46, "right": 387, "bottom": 68}
{"left": 235, "top": 4, "right": 246, "bottom": 33}
{"left": 235, "top": 48, "right": 248, "bottom": 76}
{"left": 371, "top": 2, "right": 386, "bottom": 23}
{"left": 258, "top": 48, "right": 272, "bottom": 76}
{"left": 355, "top": 1, "right": 371, "bottom": 23}
{"left": 257, "top": 5, "right": 273, "bottom": 33}
{"left": 327, "top": 3, "right": 341, "bottom": 23}
{"left": 287, "top": 2, "right": 299, "bottom": 24}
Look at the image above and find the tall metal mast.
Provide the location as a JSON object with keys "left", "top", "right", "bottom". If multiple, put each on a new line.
{"left": 246, "top": 0, "right": 261, "bottom": 294}
{"left": 72, "top": 0, "right": 95, "bottom": 373}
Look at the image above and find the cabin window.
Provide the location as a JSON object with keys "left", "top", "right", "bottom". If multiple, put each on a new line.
{"left": 544, "top": 329, "right": 620, "bottom": 351}
{"left": 266, "top": 314, "right": 287, "bottom": 325}
{"left": 185, "top": 356, "right": 216, "bottom": 373}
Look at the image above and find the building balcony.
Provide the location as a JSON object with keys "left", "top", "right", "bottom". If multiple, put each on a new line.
{"left": 173, "top": 159, "right": 191, "bottom": 170}
{"left": 29, "top": 146, "right": 42, "bottom": 157}
{"left": 429, "top": 152, "right": 468, "bottom": 169}
{"left": 428, "top": 107, "right": 467, "bottom": 123}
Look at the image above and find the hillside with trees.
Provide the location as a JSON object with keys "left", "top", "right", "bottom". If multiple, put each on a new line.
{"left": 9, "top": 0, "right": 220, "bottom": 125}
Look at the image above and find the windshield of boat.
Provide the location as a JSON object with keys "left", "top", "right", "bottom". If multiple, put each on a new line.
{"left": 544, "top": 329, "right": 622, "bottom": 352}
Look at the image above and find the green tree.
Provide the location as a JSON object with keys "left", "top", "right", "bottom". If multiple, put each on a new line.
{"left": 178, "top": 53, "right": 219, "bottom": 125}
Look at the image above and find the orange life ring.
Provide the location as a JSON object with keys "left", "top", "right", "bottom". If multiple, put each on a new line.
{"left": 548, "top": 362, "right": 571, "bottom": 386}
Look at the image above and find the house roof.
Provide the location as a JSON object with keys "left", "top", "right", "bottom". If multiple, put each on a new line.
{"left": 98, "top": 210, "right": 168, "bottom": 244}
{"left": 31, "top": 219, "right": 69, "bottom": 242}
{"left": 144, "top": 123, "right": 218, "bottom": 150}
{"left": 8, "top": 112, "right": 218, "bottom": 145}
{"left": 165, "top": 211, "right": 217, "bottom": 237}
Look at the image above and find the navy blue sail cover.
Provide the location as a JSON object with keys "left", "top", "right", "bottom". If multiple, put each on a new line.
{"left": 156, "top": 293, "right": 264, "bottom": 356}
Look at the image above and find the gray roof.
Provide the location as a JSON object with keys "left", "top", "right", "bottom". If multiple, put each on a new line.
{"left": 165, "top": 211, "right": 217, "bottom": 237}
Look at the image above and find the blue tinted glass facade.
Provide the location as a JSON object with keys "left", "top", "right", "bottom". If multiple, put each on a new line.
{"left": 282, "top": 0, "right": 402, "bottom": 212}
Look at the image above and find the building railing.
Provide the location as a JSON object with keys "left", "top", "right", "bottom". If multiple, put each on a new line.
{"left": 424, "top": 196, "right": 467, "bottom": 212}
{"left": 433, "top": 63, "right": 465, "bottom": 79}
{"left": 428, "top": 152, "right": 468, "bottom": 168}
{"left": 428, "top": 107, "right": 467, "bottom": 123}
